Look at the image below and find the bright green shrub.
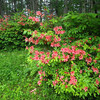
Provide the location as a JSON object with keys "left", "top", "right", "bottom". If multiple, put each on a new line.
{"left": 25, "top": 22, "right": 100, "bottom": 99}
{"left": 0, "top": 11, "right": 40, "bottom": 50}
{"left": 24, "top": 12, "right": 100, "bottom": 99}
{"left": 61, "top": 12, "right": 100, "bottom": 38}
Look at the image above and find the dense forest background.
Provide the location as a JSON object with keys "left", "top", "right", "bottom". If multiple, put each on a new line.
{"left": 0, "top": 0, "right": 100, "bottom": 17}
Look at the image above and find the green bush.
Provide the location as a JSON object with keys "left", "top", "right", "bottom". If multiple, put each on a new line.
{"left": 25, "top": 25, "right": 100, "bottom": 99}
{"left": 0, "top": 11, "right": 40, "bottom": 50}
{"left": 0, "top": 10, "right": 100, "bottom": 99}
{"left": 61, "top": 12, "right": 100, "bottom": 38}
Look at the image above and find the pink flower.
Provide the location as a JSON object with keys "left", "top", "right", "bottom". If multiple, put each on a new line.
{"left": 40, "top": 51, "right": 44, "bottom": 55}
{"left": 89, "top": 38, "right": 91, "bottom": 40}
{"left": 92, "top": 66, "right": 99, "bottom": 74}
{"left": 85, "top": 57, "right": 92, "bottom": 64}
{"left": 52, "top": 51, "right": 58, "bottom": 58}
{"left": 45, "top": 35, "right": 52, "bottom": 41}
{"left": 62, "top": 82, "right": 65, "bottom": 85}
{"left": 70, "top": 71, "right": 75, "bottom": 76}
{"left": 63, "top": 43, "right": 67, "bottom": 45}
{"left": 40, "top": 22, "right": 43, "bottom": 26}
{"left": 65, "top": 85, "right": 68, "bottom": 88}
{"left": 84, "top": 87, "right": 88, "bottom": 92}
{"left": 36, "top": 11, "right": 42, "bottom": 16}
{"left": 25, "top": 38, "right": 28, "bottom": 42}
{"left": 51, "top": 42, "right": 54, "bottom": 47}
{"left": 93, "top": 60, "right": 97, "bottom": 63}
{"left": 35, "top": 18, "right": 39, "bottom": 22}
{"left": 63, "top": 55, "right": 69, "bottom": 62}
{"left": 96, "top": 79, "right": 99, "bottom": 85}
{"left": 79, "top": 55, "right": 83, "bottom": 60}
{"left": 80, "top": 70, "right": 82, "bottom": 74}
{"left": 37, "top": 80, "right": 41, "bottom": 85}
{"left": 40, "top": 76, "right": 43, "bottom": 80}
{"left": 44, "top": 59, "right": 50, "bottom": 64}
{"left": 30, "top": 46, "right": 34, "bottom": 51}
{"left": 26, "top": 46, "right": 28, "bottom": 50}
{"left": 35, "top": 39, "right": 39, "bottom": 45}
{"left": 30, "top": 88, "right": 36, "bottom": 93}
{"left": 38, "top": 70, "right": 42, "bottom": 75}
{"left": 35, "top": 50, "right": 39, "bottom": 55}
{"left": 54, "top": 37, "right": 61, "bottom": 42}
{"left": 53, "top": 26, "right": 59, "bottom": 31}
{"left": 60, "top": 30, "right": 65, "bottom": 34}
{"left": 71, "top": 55, "right": 75, "bottom": 60}
{"left": 61, "top": 48, "right": 71, "bottom": 53}
{"left": 52, "top": 80, "right": 58, "bottom": 86}
{"left": 69, "top": 76, "right": 77, "bottom": 85}
{"left": 60, "top": 76, "right": 64, "bottom": 79}
{"left": 59, "top": 26, "right": 62, "bottom": 29}
{"left": 60, "top": 76, "right": 64, "bottom": 82}
{"left": 54, "top": 43, "right": 60, "bottom": 47}
{"left": 29, "top": 16, "right": 32, "bottom": 19}
{"left": 43, "top": 71, "right": 46, "bottom": 76}
{"left": 32, "top": 17, "right": 36, "bottom": 21}
{"left": 40, "top": 34, "right": 45, "bottom": 38}
{"left": 65, "top": 79, "right": 68, "bottom": 82}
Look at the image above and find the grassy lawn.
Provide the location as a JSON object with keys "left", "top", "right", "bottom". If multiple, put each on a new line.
{"left": 0, "top": 49, "right": 38, "bottom": 100}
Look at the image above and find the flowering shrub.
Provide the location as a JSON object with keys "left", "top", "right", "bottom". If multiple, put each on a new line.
{"left": 0, "top": 10, "right": 42, "bottom": 50}
{"left": 0, "top": 10, "right": 100, "bottom": 99}
{"left": 25, "top": 21, "right": 100, "bottom": 99}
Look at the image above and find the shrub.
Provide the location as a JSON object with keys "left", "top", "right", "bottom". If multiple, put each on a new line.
{"left": 61, "top": 12, "right": 100, "bottom": 38}
{"left": 0, "top": 11, "right": 41, "bottom": 50}
{"left": 25, "top": 23, "right": 100, "bottom": 99}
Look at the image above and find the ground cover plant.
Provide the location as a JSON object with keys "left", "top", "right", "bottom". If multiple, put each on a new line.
{"left": 0, "top": 49, "right": 39, "bottom": 100}
{"left": 0, "top": 10, "right": 100, "bottom": 100}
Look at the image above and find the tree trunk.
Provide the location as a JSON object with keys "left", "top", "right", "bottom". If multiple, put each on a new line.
{"left": 0, "top": 0, "right": 2, "bottom": 16}
{"left": 64, "top": 0, "right": 68, "bottom": 14}
{"left": 92, "top": 0, "right": 97, "bottom": 14}
{"left": 82, "top": 0, "right": 87, "bottom": 13}
{"left": 13, "top": 0, "right": 17, "bottom": 12}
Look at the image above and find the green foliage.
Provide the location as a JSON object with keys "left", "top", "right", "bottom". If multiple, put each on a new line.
{"left": 24, "top": 12, "right": 100, "bottom": 99}
{"left": 0, "top": 10, "right": 100, "bottom": 99}
{"left": 61, "top": 12, "right": 100, "bottom": 38}
{"left": 0, "top": 11, "right": 40, "bottom": 50}
{"left": 0, "top": 49, "right": 39, "bottom": 100}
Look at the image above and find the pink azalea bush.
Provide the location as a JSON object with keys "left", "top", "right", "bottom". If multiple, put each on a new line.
{"left": 25, "top": 17, "right": 100, "bottom": 99}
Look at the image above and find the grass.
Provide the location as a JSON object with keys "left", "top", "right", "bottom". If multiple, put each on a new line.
{"left": 0, "top": 49, "right": 38, "bottom": 100}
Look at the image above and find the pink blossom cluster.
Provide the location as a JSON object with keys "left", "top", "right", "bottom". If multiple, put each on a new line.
{"left": 17, "top": 22, "right": 25, "bottom": 26}
{"left": 69, "top": 75, "right": 77, "bottom": 85}
{"left": 52, "top": 80, "right": 59, "bottom": 86}
{"left": 61, "top": 46, "right": 86, "bottom": 61}
{"left": 25, "top": 30, "right": 62, "bottom": 47}
{"left": 52, "top": 72, "right": 77, "bottom": 87}
{"left": 50, "top": 42, "right": 61, "bottom": 47}
{"left": 28, "top": 49, "right": 50, "bottom": 64}
{"left": 85, "top": 57, "right": 92, "bottom": 64}
{"left": 96, "top": 79, "right": 99, "bottom": 85}
{"left": 30, "top": 88, "right": 36, "bottom": 94}
{"left": 53, "top": 26, "right": 65, "bottom": 34}
{"left": 36, "top": 11, "right": 44, "bottom": 18}
{"left": 27, "top": 45, "right": 87, "bottom": 64}
{"left": 28, "top": 16, "right": 39, "bottom": 22}
{"left": 92, "top": 66, "right": 99, "bottom": 74}
{"left": 37, "top": 70, "right": 46, "bottom": 85}
{"left": 83, "top": 87, "right": 88, "bottom": 92}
